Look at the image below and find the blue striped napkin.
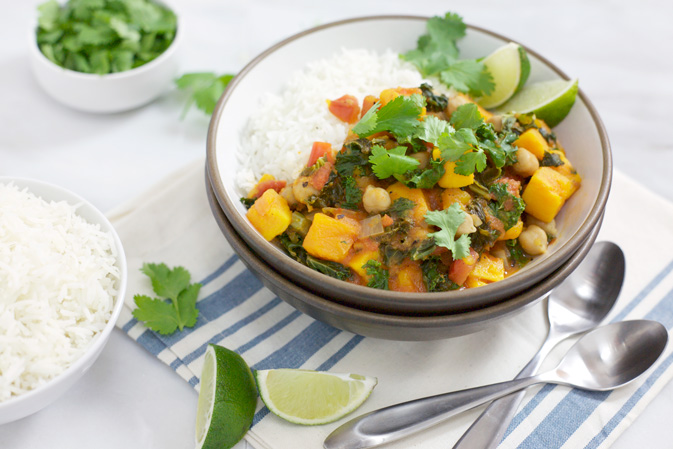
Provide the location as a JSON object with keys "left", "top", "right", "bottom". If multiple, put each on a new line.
{"left": 108, "top": 159, "right": 673, "bottom": 449}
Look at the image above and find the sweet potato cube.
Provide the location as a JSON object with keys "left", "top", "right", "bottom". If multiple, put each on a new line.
{"left": 346, "top": 247, "right": 381, "bottom": 279}
{"left": 390, "top": 261, "right": 426, "bottom": 292}
{"left": 550, "top": 149, "right": 582, "bottom": 191}
{"left": 522, "top": 167, "right": 576, "bottom": 223}
{"left": 387, "top": 182, "right": 429, "bottom": 224}
{"left": 302, "top": 213, "right": 360, "bottom": 263}
{"left": 441, "top": 188, "right": 472, "bottom": 209}
{"left": 466, "top": 253, "right": 505, "bottom": 284}
{"left": 498, "top": 219, "right": 524, "bottom": 241}
{"left": 246, "top": 189, "right": 292, "bottom": 241}
{"left": 514, "top": 128, "right": 549, "bottom": 160}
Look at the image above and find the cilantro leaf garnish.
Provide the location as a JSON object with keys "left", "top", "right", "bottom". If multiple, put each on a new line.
{"left": 449, "top": 103, "right": 485, "bottom": 130}
{"left": 175, "top": 72, "right": 235, "bottom": 116}
{"left": 369, "top": 145, "right": 420, "bottom": 179}
{"left": 352, "top": 95, "right": 423, "bottom": 139}
{"left": 439, "top": 59, "right": 495, "bottom": 98}
{"left": 401, "top": 13, "right": 493, "bottom": 96}
{"left": 401, "top": 12, "right": 465, "bottom": 76}
{"left": 132, "top": 263, "right": 201, "bottom": 335}
{"left": 425, "top": 203, "right": 471, "bottom": 259}
{"left": 417, "top": 115, "right": 454, "bottom": 146}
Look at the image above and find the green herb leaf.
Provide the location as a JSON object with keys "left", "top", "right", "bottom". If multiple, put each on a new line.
{"left": 369, "top": 145, "right": 420, "bottom": 179}
{"left": 35, "top": 0, "right": 177, "bottom": 74}
{"left": 425, "top": 203, "right": 471, "bottom": 259}
{"left": 489, "top": 182, "right": 525, "bottom": 230}
{"left": 401, "top": 12, "right": 466, "bottom": 77}
{"left": 132, "top": 263, "right": 201, "bottom": 335}
{"left": 342, "top": 176, "right": 362, "bottom": 210}
{"left": 175, "top": 72, "right": 235, "bottom": 116}
{"left": 132, "top": 295, "right": 182, "bottom": 335}
{"left": 449, "top": 103, "right": 484, "bottom": 130}
{"left": 439, "top": 59, "right": 494, "bottom": 97}
{"left": 363, "top": 260, "right": 389, "bottom": 290}
{"left": 417, "top": 115, "right": 453, "bottom": 146}
{"left": 352, "top": 95, "right": 423, "bottom": 139}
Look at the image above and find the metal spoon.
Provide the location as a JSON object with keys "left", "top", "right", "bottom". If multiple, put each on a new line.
{"left": 452, "top": 240, "right": 625, "bottom": 449}
{"left": 324, "top": 320, "right": 667, "bottom": 449}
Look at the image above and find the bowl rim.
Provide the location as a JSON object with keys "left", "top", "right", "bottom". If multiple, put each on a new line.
{"left": 29, "top": 0, "right": 182, "bottom": 80}
{"left": 205, "top": 171, "right": 604, "bottom": 340}
{"left": 206, "top": 14, "right": 612, "bottom": 311}
{"left": 0, "top": 176, "right": 128, "bottom": 415}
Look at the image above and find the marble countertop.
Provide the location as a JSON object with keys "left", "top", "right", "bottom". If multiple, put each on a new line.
{"left": 1, "top": 0, "right": 671, "bottom": 447}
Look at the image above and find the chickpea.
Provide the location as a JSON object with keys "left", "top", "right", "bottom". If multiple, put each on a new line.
{"left": 447, "top": 94, "right": 470, "bottom": 115}
{"left": 519, "top": 225, "right": 548, "bottom": 255}
{"left": 526, "top": 215, "right": 557, "bottom": 239}
{"left": 279, "top": 185, "right": 297, "bottom": 207}
{"left": 362, "top": 185, "right": 391, "bottom": 214}
{"left": 512, "top": 147, "right": 540, "bottom": 177}
{"left": 486, "top": 115, "right": 503, "bottom": 132}
{"left": 456, "top": 213, "right": 477, "bottom": 236}
{"left": 292, "top": 176, "right": 319, "bottom": 205}
{"left": 409, "top": 151, "right": 430, "bottom": 169}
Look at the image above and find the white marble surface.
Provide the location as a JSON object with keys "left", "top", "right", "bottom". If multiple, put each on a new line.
{"left": 1, "top": 0, "right": 672, "bottom": 448}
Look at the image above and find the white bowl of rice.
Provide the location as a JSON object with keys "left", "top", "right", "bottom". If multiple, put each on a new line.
{"left": 0, "top": 177, "right": 127, "bottom": 424}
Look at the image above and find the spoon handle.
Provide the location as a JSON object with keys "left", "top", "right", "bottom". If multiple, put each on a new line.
{"left": 323, "top": 375, "right": 542, "bottom": 449}
{"left": 451, "top": 329, "right": 564, "bottom": 449}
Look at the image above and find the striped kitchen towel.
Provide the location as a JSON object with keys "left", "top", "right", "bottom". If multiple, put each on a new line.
{"left": 108, "top": 158, "right": 673, "bottom": 449}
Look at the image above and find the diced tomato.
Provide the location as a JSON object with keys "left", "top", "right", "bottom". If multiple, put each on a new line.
{"left": 309, "top": 162, "right": 333, "bottom": 190}
{"left": 307, "top": 142, "right": 334, "bottom": 167}
{"left": 495, "top": 176, "right": 522, "bottom": 197}
{"left": 381, "top": 214, "right": 394, "bottom": 227}
{"left": 328, "top": 95, "right": 360, "bottom": 124}
{"left": 448, "top": 248, "right": 479, "bottom": 286}
{"left": 248, "top": 179, "right": 287, "bottom": 199}
{"left": 361, "top": 95, "right": 378, "bottom": 117}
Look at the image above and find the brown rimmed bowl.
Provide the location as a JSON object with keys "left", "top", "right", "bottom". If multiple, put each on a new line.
{"left": 206, "top": 170, "right": 602, "bottom": 340}
{"left": 206, "top": 15, "right": 611, "bottom": 316}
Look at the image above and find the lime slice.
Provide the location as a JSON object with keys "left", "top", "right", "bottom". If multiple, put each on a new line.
{"left": 195, "top": 344, "right": 258, "bottom": 449}
{"left": 497, "top": 78, "right": 579, "bottom": 127}
{"left": 477, "top": 42, "right": 531, "bottom": 109}
{"left": 255, "top": 369, "right": 378, "bottom": 425}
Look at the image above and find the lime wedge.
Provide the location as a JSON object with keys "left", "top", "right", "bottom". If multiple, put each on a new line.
{"left": 195, "top": 345, "right": 258, "bottom": 449}
{"left": 255, "top": 369, "right": 378, "bottom": 425}
{"left": 497, "top": 78, "right": 579, "bottom": 127}
{"left": 477, "top": 42, "right": 531, "bottom": 109}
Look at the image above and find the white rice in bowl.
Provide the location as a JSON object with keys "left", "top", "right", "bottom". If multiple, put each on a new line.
{"left": 0, "top": 183, "right": 120, "bottom": 401}
{"left": 236, "top": 48, "right": 426, "bottom": 193}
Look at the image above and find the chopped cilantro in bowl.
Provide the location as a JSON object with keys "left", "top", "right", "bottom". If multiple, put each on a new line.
{"left": 36, "top": 0, "right": 177, "bottom": 75}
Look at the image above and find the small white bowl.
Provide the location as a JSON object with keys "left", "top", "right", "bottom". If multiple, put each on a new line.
{"left": 0, "top": 177, "right": 128, "bottom": 424}
{"left": 28, "top": 4, "right": 181, "bottom": 113}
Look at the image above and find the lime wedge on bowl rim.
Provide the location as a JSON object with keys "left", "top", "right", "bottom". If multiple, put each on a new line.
{"left": 497, "top": 78, "right": 579, "bottom": 128}
{"left": 195, "top": 344, "right": 257, "bottom": 449}
{"left": 255, "top": 369, "right": 378, "bottom": 425}
{"left": 477, "top": 42, "right": 530, "bottom": 109}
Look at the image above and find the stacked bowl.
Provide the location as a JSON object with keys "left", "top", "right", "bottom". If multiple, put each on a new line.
{"left": 205, "top": 16, "right": 611, "bottom": 340}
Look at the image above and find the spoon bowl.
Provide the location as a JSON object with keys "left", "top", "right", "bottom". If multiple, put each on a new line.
{"left": 324, "top": 320, "right": 668, "bottom": 449}
{"left": 453, "top": 241, "right": 625, "bottom": 449}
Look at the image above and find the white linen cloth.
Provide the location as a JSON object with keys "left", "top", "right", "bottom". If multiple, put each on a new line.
{"left": 109, "top": 159, "right": 673, "bottom": 449}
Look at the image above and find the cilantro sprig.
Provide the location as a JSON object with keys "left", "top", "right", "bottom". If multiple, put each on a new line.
{"left": 132, "top": 263, "right": 201, "bottom": 335}
{"left": 175, "top": 72, "right": 235, "bottom": 116}
{"left": 36, "top": 0, "right": 177, "bottom": 75}
{"left": 425, "top": 204, "right": 471, "bottom": 259}
{"left": 401, "top": 13, "right": 494, "bottom": 97}
{"left": 368, "top": 145, "right": 420, "bottom": 179}
{"left": 352, "top": 95, "right": 424, "bottom": 139}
